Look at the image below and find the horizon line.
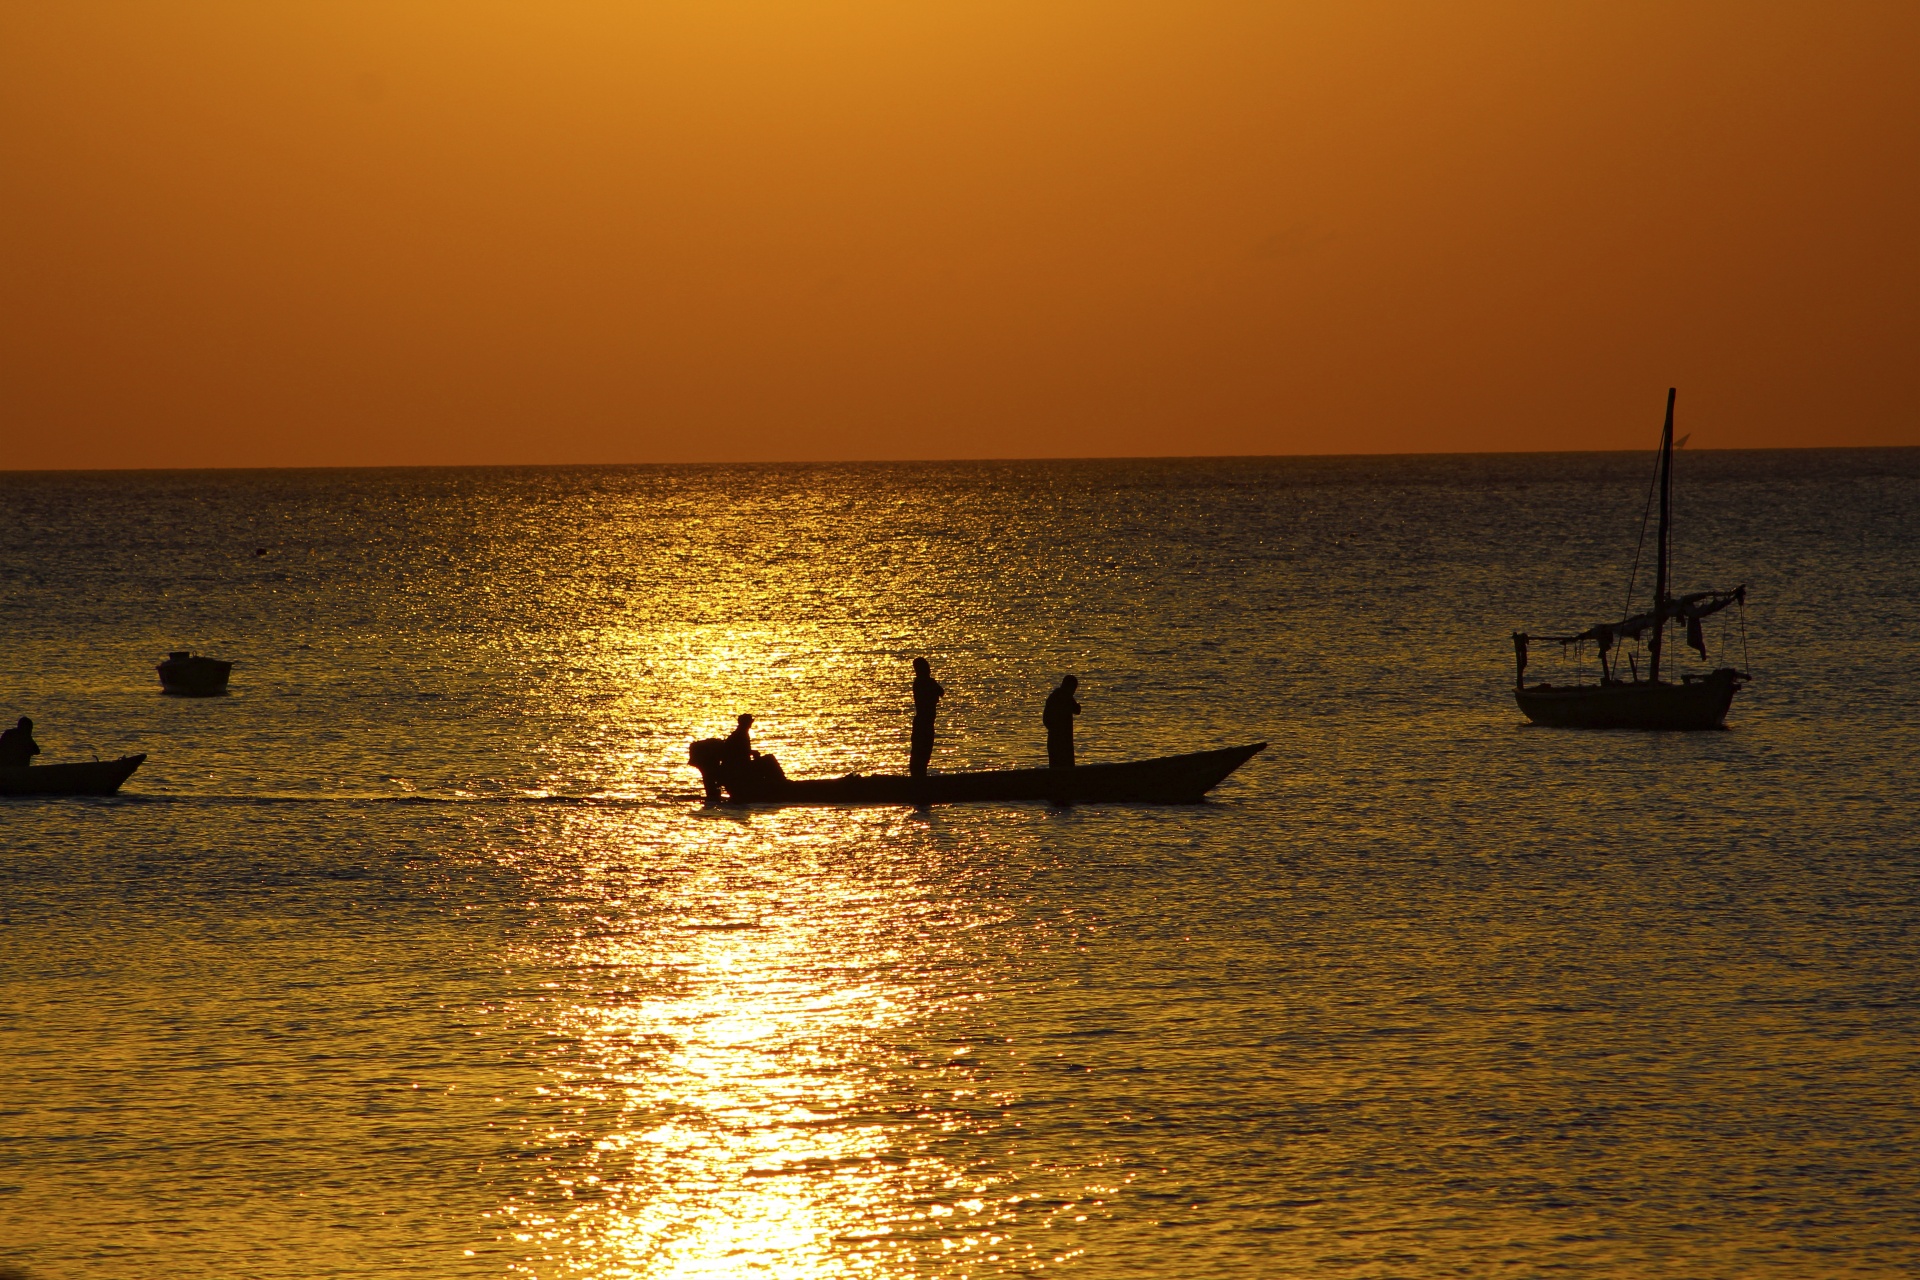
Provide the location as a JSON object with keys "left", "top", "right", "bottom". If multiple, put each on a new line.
{"left": 6, "top": 442, "right": 1916, "bottom": 477}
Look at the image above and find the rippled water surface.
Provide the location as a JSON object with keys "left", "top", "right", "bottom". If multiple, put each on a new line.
{"left": 3, "top": 453, "right": 1918, "bottom": 1278}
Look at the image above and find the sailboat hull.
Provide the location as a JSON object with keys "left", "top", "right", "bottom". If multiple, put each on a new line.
{"left": 1514, "top": 669, "right": 1741, "bottom": 730}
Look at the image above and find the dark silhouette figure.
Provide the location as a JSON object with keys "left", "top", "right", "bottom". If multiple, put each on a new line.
{"left": 689, "top": 714, "right": 753, "bottom": 803}
{"left": 690, "top": 714, "right": 780, "bottom": 804}
{"left": 0, "top": 716, "right": 40, "bottom": 768}
{"left": 910, "top": 658, "right": 944, "bottom": 778}
{"left": 719, "top": 714, "right": 755, "bottom": 769}
{"left": 1043, "top": 676, "right": 1080, "bottom": 769}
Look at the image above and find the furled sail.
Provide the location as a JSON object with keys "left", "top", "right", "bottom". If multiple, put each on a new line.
{"left": 1511, "top": 586, "right": 1745, "bottom": 675}
{"left": 1522, "top": 586, "right": 1744, "bottom": 648}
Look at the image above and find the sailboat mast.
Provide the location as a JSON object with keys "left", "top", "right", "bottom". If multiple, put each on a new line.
{"left": 1648, "top": 387, "right": 1675, "bottom": 683}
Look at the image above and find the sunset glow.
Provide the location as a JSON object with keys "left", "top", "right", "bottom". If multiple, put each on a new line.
{"left": 4, "top": 1, "right": 1915, "bottom": 468}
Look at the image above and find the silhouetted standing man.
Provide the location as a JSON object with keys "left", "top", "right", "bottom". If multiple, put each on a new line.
{"left": 910, "top": 658, "right": 944, "bottom": 778}
{"left": 0, "top": 716, "right": 39, "bottom": 768}
{"left": 1043, "top": 675, "right": 1080, "bottom": 770}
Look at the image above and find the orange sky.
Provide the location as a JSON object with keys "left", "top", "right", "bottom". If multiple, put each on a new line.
{"left": 3, "top": 1, "right": 1916, "bottom": 468}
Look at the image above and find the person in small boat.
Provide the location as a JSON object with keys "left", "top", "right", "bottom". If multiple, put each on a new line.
{"left": 910, "top": 658, "right": 943, "bottom": 778}
{"left": 690, "top": 714, "right": 786, "bottom": 801}
{"left": 689, "top": 715, "right": 755, "bottom": 803}
{"left": 1043, "top": 675, "right": 1080, "bottom": 769}
{"left": 0, "top": 716, "right": 40, "bottom": 768}
{"left": 719, "top": 714, "right": 755, "bottom": 770}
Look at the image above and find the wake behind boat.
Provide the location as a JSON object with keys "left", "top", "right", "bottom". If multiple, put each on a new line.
{"left": 0, "top": 754, "right": 146, "bottom": 797}
{"left": 1511, "top": 388, "right": 1750, "bottom": 730}
{"left": 708, "top": 742, "right": 1266, "bottom": 806}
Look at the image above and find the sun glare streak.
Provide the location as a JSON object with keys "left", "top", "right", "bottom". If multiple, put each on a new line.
{"left": 499, "top": 813, "right": 938, "bottom": 1279}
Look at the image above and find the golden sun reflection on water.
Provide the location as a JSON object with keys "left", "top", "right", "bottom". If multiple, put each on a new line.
{"left": 559, "top": 929, "right": 891, "bottom": 1278}
{"left": 472, "top": 514, "right": 1178, "bottom": 1277}
{"left": 496, "top": 809, "right": 1019, "bottom": 1280}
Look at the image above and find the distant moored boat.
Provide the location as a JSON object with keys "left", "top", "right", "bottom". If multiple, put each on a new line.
{"left": 158, "top": 651, "right": 233, "bottom": 696}
{"left": 1510, "top": 389, "right": 1750, "bottom": 730}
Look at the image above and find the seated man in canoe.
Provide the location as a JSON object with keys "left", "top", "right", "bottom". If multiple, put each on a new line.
{"left": 0, "top": 716, "right": 40, "bottom": 768}
{"left": 688, "top": 714, "right": 786, "bottom": 802}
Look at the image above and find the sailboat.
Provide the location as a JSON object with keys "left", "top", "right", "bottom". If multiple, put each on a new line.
{"left": 1511, "top": 388, "right": 1750, "bottom": 730}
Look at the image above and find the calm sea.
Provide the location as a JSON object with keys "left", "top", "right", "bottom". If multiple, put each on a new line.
{"left": 3, "top": 452, "right": 1917, "bottom": 1279}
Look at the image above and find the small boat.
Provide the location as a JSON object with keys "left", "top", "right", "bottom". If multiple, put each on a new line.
{"left": 0, "top": 754, "right": 146, "bottom": 797}
{"left": 1511, "top": 388, "right": 1749, "bottom": 730}
{"left": 158, "top": 651, "right": 233, "bottom": 696}
{"left": 708, "top": 742, "right": 1267, "bottom": 806}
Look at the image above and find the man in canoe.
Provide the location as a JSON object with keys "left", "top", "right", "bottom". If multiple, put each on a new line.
{"left": 688, "top": 714, "right": 754, "bottom": 802}
{"left": 910, "top": 658, "right": 943, "bottom": 778}
{"left": 719, "top": 713, "right": 755, "bottom": 771}
{"left": 0, "top": 716, "right": 40, "bottom": 768}
{"left": 689, "top": 714, "right": 786, "bottom": 803}
{"left": 1043, "top": 676, "right": 1079, "bottom": 769}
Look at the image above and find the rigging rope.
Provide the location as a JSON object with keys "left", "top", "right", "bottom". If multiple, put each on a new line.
{"left": 1621, "top": 445, "right": 1662, "bottom": 620}
{"left": 1739, "top": 596, "right": 1751, "bottom": 678}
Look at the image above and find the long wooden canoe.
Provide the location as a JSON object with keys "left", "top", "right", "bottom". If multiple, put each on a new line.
{"left": 0, "top": 754, "right": 146, "bottom": 797}
{"left": 719, "top": 742, "right": 1266, "bottom": 806}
